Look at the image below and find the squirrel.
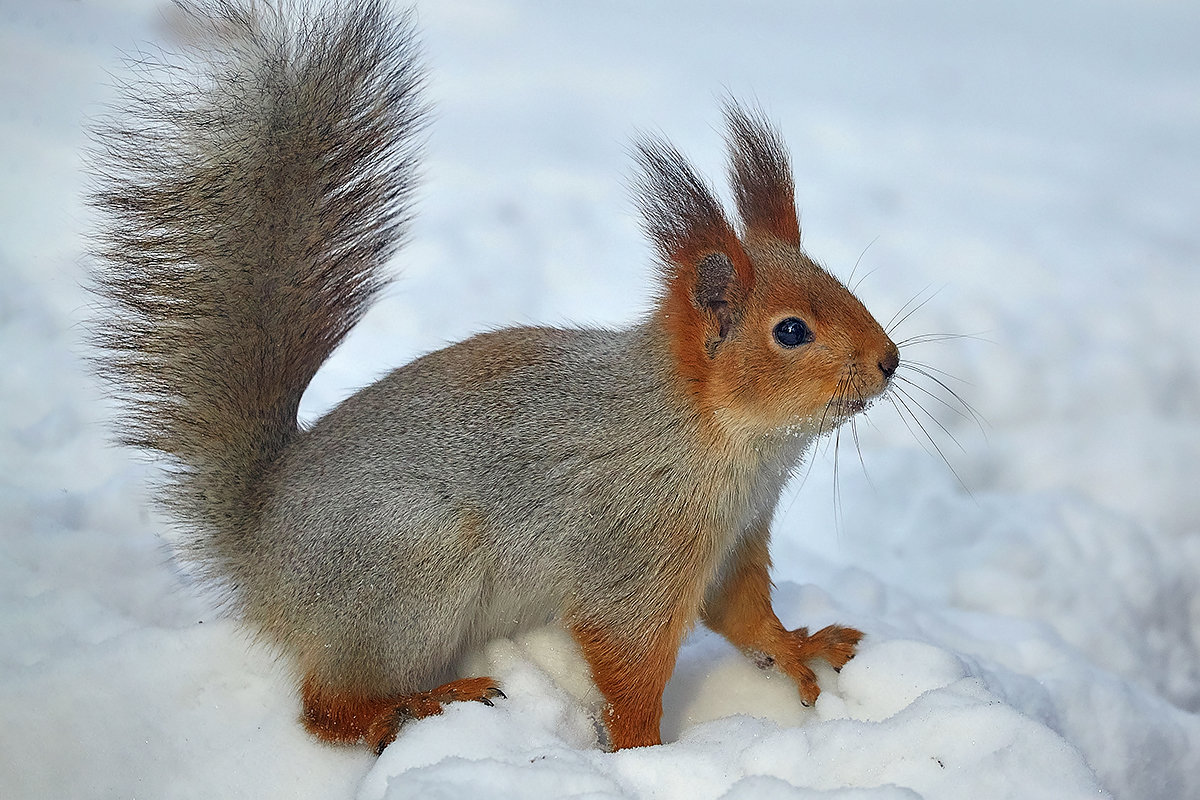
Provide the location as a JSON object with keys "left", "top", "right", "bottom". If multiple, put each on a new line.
{"left": 90, "top": 0, "right": 900, "bottom": 754}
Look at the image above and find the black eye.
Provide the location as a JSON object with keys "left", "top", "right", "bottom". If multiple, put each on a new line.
{"left": 773, "top": 317, "right": 812, "bottom": 348}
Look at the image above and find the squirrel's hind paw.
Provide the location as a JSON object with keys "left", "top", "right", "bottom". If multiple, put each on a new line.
{"left": 302, "top": 676, "right": 504, "bottom": 755}
{"left": 368, "top": 677, "right": 506, "bottom": 754}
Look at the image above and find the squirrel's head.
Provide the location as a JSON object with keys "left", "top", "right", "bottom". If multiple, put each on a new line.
{"left": 636, "top": 102, "right": 899, "bottom": 439}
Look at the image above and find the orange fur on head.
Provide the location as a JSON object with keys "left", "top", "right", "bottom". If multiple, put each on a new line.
{"left": 708, "top": 246, "right": 896, "bottom": 435}
{"left": 637, "top": 107, "right": 898, "bottom": 438}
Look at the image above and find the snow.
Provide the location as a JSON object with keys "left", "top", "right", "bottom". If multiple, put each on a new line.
{"left": 2, "top": 0, "right": 1199, "bottom": 798}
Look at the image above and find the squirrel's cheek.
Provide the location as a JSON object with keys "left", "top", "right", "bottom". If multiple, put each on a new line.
{"left": 726, "top": 371, "right": 840, "bottom": 433}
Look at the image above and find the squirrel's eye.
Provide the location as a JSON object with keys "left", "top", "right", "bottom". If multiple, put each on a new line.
{"left": 773, "top": 317, "right": 812, "bottom": 348}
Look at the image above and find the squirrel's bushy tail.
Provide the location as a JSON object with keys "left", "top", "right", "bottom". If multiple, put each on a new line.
{"left": 90, "top": 0, "right": 423, "bottom": 578}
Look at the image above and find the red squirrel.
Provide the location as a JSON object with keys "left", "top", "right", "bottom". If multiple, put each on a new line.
{"left": 90, "top": 0, "right": 899, "bottom": 754}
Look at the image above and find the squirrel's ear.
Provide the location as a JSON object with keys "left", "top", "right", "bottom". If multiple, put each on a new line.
{"left": 724, "top": 101, "right": 801, "bottom": 246}
{"left": 634, "top": 135, "right": 753, "bottom": 348}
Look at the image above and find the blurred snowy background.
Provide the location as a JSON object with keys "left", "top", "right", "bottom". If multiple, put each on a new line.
{"left": 2, "top": 0, "right": 1198, "bottom": 798}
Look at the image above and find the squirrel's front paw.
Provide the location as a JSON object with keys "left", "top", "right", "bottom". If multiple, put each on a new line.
{"left": 768, "top": 624, "right": 863, "bottom": 706}
{"left": 794, "top": 624, "right": 863, "bottom": 671}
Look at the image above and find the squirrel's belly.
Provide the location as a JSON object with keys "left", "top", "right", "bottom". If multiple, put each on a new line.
{"left": 472, "top": 583, "right": 561, "bottom": 641}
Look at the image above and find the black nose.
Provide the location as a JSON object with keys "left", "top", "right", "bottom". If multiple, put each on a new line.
{"left": 878, "top": 349, "right": 899, "bottom": 379}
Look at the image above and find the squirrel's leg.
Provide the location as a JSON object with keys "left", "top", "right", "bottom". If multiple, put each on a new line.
{"left": 569, "top": 610, "right": 691, "bottom": 750}
{"left": 301, "top": 674, "right": 504, "bottom": 754}
{"left": 701, "top": 527, "right": 862, "bottom": 706}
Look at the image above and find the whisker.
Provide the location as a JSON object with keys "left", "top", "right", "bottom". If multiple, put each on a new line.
{"left": 901, "top": 366, "right": 987, "bottom": 429}
{"left": 816, "top": 374, "right": 843, "bottom": 444}
{"left": 885, "top": 283, "right": 935, "bottom": 334}
{"left": 847, "top": 235, "right": 880, "bottom": 290}
{"left": 851, "top": 267, "right": 880, "bottom": 294}
{"left": 895, "top": 331, "right": 992, "bottom": 347}
{"left": 898, "top": 365, "right": 988, "bottom": 433}
{"left": 890, "top": 391, "right": 973, "bottom": 496}
{"left": 832, "top": 424, "right": 843, "bottom": 536}
{"left": 894, "top": 374, "right": 977, "bottom": 427}
{"left": 887, "top": 285, "right": 945, "bottom": 336}
{"left": 901, "top": 358, "right": 972, "bottom": 386}
{"left": 859, "top": 410, "right": 884, "bottom": 433}
{"left": 849, "top": 414, "right": 864, "bottom": 470}
{"left": 849, "top": 413, "right": 876, "bottom": 494}
{"left": 887, "top": 394, "right": 934, "bottom": 460}
{"left": 784, "top": 376, "right": 845, "bottom": 522}
{"left": 892, "top": 383, "right": 967, "bottom": 454}
{"left": 822, "top": 376, "right": 849, "bottom": 456}
{"left": 786, "top": 432, "right": 821, "bottom": 512}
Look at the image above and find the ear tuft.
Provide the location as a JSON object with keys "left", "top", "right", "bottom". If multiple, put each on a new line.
{"left": 633, "top": 134, "right": 753, "bottom": 300}
{"left": 724, "top": 101, "right": 801, "bottom": 245}
{"left": 633, "top": 134, "right": 754, "bottom": 357}
{"left": 634, "top": 136, "right": 732, "bottom": 262}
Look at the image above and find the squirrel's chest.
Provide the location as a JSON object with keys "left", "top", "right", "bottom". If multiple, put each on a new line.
{"left": 707, "top": 432, "right": 808, "bottom": 526}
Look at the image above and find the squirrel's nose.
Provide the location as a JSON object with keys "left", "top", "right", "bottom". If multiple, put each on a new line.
{"left": 878, "top": 348, "right": 899, "bottom": 380}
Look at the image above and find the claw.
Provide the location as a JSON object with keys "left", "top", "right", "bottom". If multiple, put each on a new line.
{"left": 474, "top": 686, "right": 506, "bottom": 707}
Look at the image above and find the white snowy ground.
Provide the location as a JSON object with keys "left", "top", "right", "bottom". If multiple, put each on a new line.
{"left": 2, "top": 0, "right": 1198, "bottom": 797}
